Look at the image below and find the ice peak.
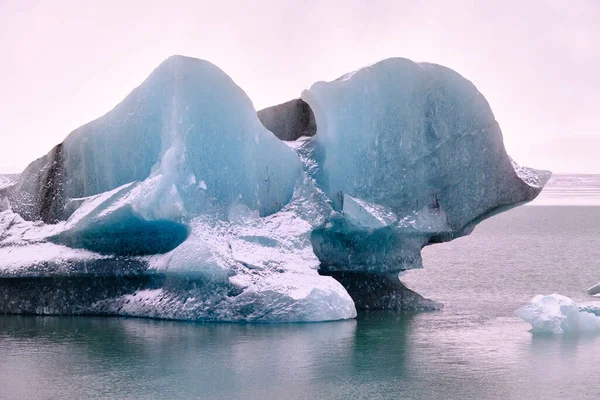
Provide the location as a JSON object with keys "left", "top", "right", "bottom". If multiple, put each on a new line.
{"left": 157, "top": 54, "right": 213, "bottom": 70}
{"left": 144, "top": 55, "right": 233, "bottom": 92}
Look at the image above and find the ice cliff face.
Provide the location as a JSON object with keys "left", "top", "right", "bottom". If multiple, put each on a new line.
{"left": 0, "top": 56, "right": 550, "bottom": 322}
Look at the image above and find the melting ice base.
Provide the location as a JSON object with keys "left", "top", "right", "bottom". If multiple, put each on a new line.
{"left": 516, "top": 294, "right": 600, "bottom": 334}
{"left": 0, "top": 56, "right": 550, "bottom": 322}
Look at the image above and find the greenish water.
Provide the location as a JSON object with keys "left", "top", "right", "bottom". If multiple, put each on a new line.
{"left": 2, "top": 205, "right": 600, "bottom": 399}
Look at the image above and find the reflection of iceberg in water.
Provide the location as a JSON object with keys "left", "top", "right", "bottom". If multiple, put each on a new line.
{"left": 0, "top": 316, "right": 359, "bottom": 399}
{"left": 3, "top": 310, "right": 599, "bottom": 399}
{"left": 516, "top": 294, "right": 600, "bottom": 334}
{"left": 0, "top": 313, "right": 417, "bottom": 399}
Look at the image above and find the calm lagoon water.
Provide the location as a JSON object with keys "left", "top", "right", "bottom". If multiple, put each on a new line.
{"left": 1, "top": 175, "right": 600, "bottom": 400}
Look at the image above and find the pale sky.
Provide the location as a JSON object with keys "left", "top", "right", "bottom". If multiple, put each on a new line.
{"left": 1, "top": 0, "right": 599, "bottom": 174}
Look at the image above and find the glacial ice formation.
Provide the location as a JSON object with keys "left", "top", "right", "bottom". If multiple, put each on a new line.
{"left": 0, "top": 56, "right": 550, "bottom": 322}
{"left": 302, "top": 58, "right": 549, "bottom": 276}
{"left": 6, "top": 56, "right": 301, "bottom": 223}
{"left": 516, "top": 294, "right": 600, "bottom": 334}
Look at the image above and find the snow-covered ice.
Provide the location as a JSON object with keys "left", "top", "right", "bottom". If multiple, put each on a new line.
{"left": 0, "top": 56, "right": 550, "bottom": 322}
{"left": 516, "top": 294, "right": 600, "bottom": 334}
{"left": 0, "top": 174, "right": 18, "bottom": 191}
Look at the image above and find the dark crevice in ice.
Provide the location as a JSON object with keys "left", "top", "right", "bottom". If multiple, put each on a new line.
{"left": 257, "top": 99, "right": 317, "bottom": 141}
{"left": 38, "top": 143, "right": 67, "bottom": 224}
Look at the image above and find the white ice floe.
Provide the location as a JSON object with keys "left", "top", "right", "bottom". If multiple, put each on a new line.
{"left": 516, "top": 294, "right": 600, "bottom": 334}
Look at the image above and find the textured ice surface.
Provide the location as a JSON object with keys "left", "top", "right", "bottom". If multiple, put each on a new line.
{"left": 0, "top": 56, "right": 351, "bottom": 322}
{"left": 302, "top": 58, "right": 548, "bottom": 223}
{"left": 0, "top": 179, "right": 356, "bottom": 321}
{"left": 0, "top": 56, "right": 550, "bottom": 322}
{"left": 0, "top": 174, "right": 18, "bottom": 191}
{"left": 8, "top": 56, "right": 301, "bottom": 222}
{"left": 302, "top": 58, "right": 550, "bottom": 274}
{"left": 578, "top": 301, "right": 600, "bottom": 317}
{"left": 516, "top": 294, "right": 600, "bottom": 334}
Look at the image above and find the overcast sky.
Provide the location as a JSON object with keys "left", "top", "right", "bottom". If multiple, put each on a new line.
{"left": 1, "top": 0, "right": 598, "bottom": 173}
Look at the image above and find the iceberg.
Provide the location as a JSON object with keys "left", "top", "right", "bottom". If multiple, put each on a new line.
{"left": 588, "top": 282, "right": 600, "bottom": 296}
{"left": 0, "top": 56, "right": 549, "bottom": 322}
{"left": 301, "top": 59, "right": 549, "bottom": 305}
{"left": 6, "top": 56, "right": 301, "bottom": 223}
{"left": 516, "top": 294, "right": 600, "bottom": 334}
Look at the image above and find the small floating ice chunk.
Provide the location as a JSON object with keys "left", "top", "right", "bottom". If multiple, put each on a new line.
{"left": 578, "top": 301, "right": 600, "bottom": 317}
{"left": 515, "top": 294, "right": 600, "bottom": 334}
{"left": 587, "top": 282, "right": 600, "bottom": 296}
